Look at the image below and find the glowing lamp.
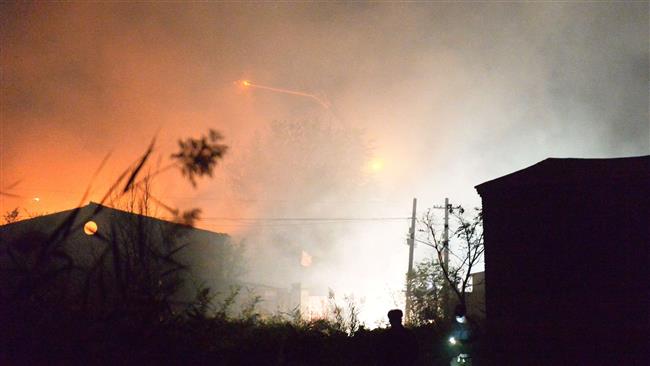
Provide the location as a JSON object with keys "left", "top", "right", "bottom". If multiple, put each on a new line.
{"left": 84, "top": 221, "right": 98, "bottom": 236}
{"left": 449, "top": 337, "right": 457, "bottom": 345}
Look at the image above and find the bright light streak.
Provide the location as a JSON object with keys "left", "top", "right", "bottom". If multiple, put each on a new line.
{"left": 236, "top": 80, "right": 329, "bottom": 109}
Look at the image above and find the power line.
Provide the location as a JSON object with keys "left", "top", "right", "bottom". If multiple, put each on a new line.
{"left": 5, "top": 214, "right": 411, "bottom": 224}
{"left": 192, "top": 216, "right": 410, "bottom": 222}
{"left": 2, "top": 188, "right": 409, "bottom": 205}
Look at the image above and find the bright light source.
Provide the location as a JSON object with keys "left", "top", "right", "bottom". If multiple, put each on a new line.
{"left": 449, "top": 337, "right": 457, "bottom": 345}
{"left": 84, "top": 221, "right": 98, "bottom": 236}
{"left": 33, "top": 197, "right": 40, "bottom": 202}
{"left": 369, "top": 158, "right": 384, "bottom": 172}
{"left": 234, "top": 80, "right": 252, "bottom": 89}
{"left": 301, "top": 250, "right": 313, "bottom": 267}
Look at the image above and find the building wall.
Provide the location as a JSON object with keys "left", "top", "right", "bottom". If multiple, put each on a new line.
{"left": 479, "top": 178, "right": 649, "bottom": 363}
{"left": 447, "top": 271, "right": 485, "bottom": 322}
{"left": 465, "top": 271, "right": 485, "bottom": 321}
{"left": 0, "top": 203, "right": 233, "bottom": 308}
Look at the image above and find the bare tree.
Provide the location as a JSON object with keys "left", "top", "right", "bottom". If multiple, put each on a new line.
{"left": 226, "top": 119, "right": 373, "bottom": 283}
{"left": 420, "top": 206, "right": 484, "bottom": 313}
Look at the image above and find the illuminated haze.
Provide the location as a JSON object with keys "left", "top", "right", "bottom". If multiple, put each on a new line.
{"left": 1, "top": 3, "right": 648, "bottom": 325}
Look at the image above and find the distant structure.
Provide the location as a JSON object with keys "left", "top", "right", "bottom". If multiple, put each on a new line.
{"left": 0, "top": 202, "right": 329, "bottom": 320}
{"left": 239, "top": 282, "right": 329, "bottom": 320}
{"left": 450, "top": 271, "right": 486, "bottom": 322}
{"left": 475, "top": 156, "right": 649, "bottom": 364}
{"left": 441, "top": 271, "right": 486, "bottom": 323}
{"left": 0, "top": 202, "right": 236, "bottom": 306}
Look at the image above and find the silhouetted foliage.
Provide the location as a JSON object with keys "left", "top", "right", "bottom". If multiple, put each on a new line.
{"left": 1, "top": 129, "right": 242, "bottom": 364}
{"left": 175, "top": 208, "right": 202, "bottom": 226}
{"left": 3, "top": 208, "right": 19, "bottom": 224}
{"left": 0, "top": 128, "right": 475, "bottom": 365}
{"left": 172, "top": 129, "right": 228, "bottom": 187}
{"left": 407, "top": 258, "right": 446, "bottom": 326}
{"left": 123, "top": 136, "right": 156, "bottom": 193}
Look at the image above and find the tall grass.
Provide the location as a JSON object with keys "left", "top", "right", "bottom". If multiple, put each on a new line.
{"left": 0, "top": 130, "right": 461, "bottom": 365}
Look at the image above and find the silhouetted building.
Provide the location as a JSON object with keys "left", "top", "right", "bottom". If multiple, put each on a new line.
{"left": 448, "top": 271, "right": 485, "bottom": 322}
{"left": 475, "top": 156, "right": 649, "bottom": 364}
{"left": 0, "top": 202, "right": 237, "bottom": 307}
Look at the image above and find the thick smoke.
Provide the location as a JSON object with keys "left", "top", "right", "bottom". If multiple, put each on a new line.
{"left": 2, "top": 3, "right": 648, "bottom": 324}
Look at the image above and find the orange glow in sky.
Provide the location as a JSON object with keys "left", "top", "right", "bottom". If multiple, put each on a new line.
{"left": 2, "top": 4, "right": 646, "bottom": 327}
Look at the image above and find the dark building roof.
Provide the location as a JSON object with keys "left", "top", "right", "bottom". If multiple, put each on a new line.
{"left": 1, "top": 202, "right": 234, "bottom": 302}
{"left": 0, "top": 201, "right": 224, "bottom": 238}
{"left": 476, "top": 155, "right": 650, "bottom": 194}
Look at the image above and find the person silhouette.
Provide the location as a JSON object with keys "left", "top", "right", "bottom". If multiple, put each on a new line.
{"left": 379, "top": 309, "right": 418, "bottom": 366}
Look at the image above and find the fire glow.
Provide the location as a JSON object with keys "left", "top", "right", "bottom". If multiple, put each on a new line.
{"left": 300, "top": 250, "right": 313, "bottom": 267}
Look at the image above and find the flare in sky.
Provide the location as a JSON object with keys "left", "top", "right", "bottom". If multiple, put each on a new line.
{"left": 238, "top": 80, "right": 330, "bottom": 109}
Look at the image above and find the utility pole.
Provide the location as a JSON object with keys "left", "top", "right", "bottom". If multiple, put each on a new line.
{"left": 406, "top": 197, "right": 457, "bottom": 322}
{"left": 405, "top": 197, "right": 417, "bottom": 322}
{"left": 442, "top": 197, "right": 450, "bottom": 319}
{"left": 430, "top": 198, "right": 454, "bottom": 319}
